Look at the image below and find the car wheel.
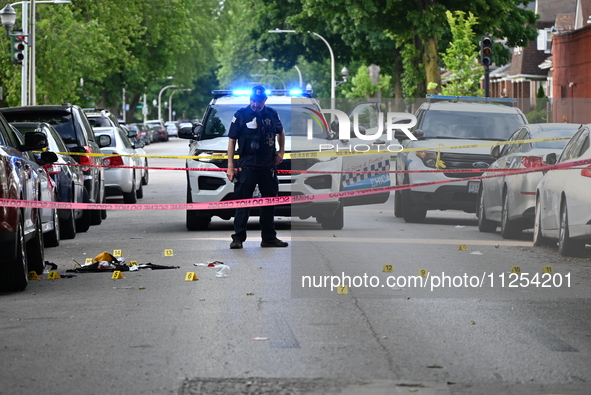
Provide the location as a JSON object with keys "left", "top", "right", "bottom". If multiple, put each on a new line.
{"left": 90, "top": 187, "right": 103, "bottom": 225}
{"left": 558, "top": 199, "right": 585, "bottom": 257}
{"left": 136, "top": 182, "right": 144, "bottom": 199}
{"left": 123, "top": 176, "right": 138, "bottom": 203}
{"left": 26, "top": 212, "right": 45, "bottom": 275}
{"left": 394, "top": 190, "right": 402, "bottom": 218}
{"left": 477, "top": 187, "right": 497, "bottom": 232}
{"left": 142, "top": 160, "right": 149, "bottom": 186}
{"left": 76, "top": 188, "right": 91, "bottom": 233}
{"left": 500, "top": 190, "right": 521, "bottom": 239}
{"left": 186, "top": 185, "right": 210, "bottom": 230}
{"left": 533, "top": 196, "right": 550, "bottom": 247}
{"left": 44, "top": 208, "right": 60, "bottom": 248}
{"left": 320, "top": 202, "right": 344, "bottom": 230}
{"left": 59, "top": 208, "right": 77, "bottom": 240}
{"left": 0, "top": 214, "right": 28, "bottom": 292}
{"left": 401, "top": 189, "right": 426, "bottom": 223}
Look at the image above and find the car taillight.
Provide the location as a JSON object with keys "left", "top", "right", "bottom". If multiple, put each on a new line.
{"left": 521, "top": 156, "right": 544, "bottom": 168}
{"left": 80, "top": 146, "right": 93, "bottom": 172}
{"left": 43, "top": 163, "right": 62, "bottom": 175}
{"left": 103, "top": 153, "right": 124, "bottom": 167}
{"left": 582, "top": 166, "right": 591, "bottom": 178}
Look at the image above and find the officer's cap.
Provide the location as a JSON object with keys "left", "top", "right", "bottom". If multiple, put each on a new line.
{"left": 250, "top": 85, "right": 268, "bottom": 102}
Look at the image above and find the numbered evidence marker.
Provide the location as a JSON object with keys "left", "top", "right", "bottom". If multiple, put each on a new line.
{"left": 542, "top": 266, "right": 553, "bottom": 274}
{"left": 85, "top": 258, "right": 93, "bottom": 264}
{"left": 164, "top": 249, "right": 174, "bottom": 257}
{"left": 112, "top": 249, "right": 122, "bottom": 257}
{"left": 458, "top": 244, "right": 468, "bottom": 251}
{"left": 336, "top": 285, "right": 348, "bottom": 294}
{"left": 185, "top": 272, "right": 199, "bottom": 281}
{"left": 111, "top": 270, "right": 125, "bottom": 279}
{"left": 510, "top": 266, "right": 522, "bottom": 274}
{"left": 418, "top": 269, "right": 429, "bottom": 277}
{"left": 28, "top": 271, "right": 40, "bottom": 280}
{"left": 129, "top": 261, "right": 138, "bottom": 267}
{"left": 383, "top": 264, "right": 393, "bottom": 273}
{"left": 47, "top": 271, "right": 60, "bottom": 280}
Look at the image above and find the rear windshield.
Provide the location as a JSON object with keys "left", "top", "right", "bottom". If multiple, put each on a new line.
{"left": 2, "top": 111, "right": 77, "bottom": 145}
{"left": 202, "top": 103, "right": 328, "bottom": 139}
{"left": 421, "top": 110, "right": 524, "bottom": 140}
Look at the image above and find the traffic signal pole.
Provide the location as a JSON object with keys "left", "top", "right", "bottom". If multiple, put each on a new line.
{"left": 479, "top": 35, "right": 493, "bottom": 99}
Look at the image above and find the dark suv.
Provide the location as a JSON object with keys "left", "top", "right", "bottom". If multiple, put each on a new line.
{"left": 0, "top": 104, "right": 110, "bottom": 231}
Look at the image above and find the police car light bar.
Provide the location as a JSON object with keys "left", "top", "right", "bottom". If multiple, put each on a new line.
{"left": 426, "top": 95, "right": 516, "bottom": 106}
{"left": 212, "top": 89, "right": 313, "bottom": 98}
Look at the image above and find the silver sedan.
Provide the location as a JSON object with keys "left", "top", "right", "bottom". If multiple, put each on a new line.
{"left": 477, "top": 123, "right": 580, "bottom": 239}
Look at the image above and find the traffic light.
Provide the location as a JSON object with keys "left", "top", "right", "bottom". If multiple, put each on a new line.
{"left": 480, "top": 36, "right": 493, "bottom": 67}
{"left": 10, "top": 31, "right": 26, "bottom": 65}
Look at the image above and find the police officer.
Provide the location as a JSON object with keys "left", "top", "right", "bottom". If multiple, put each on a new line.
{"left": 226, "top": 85, "right": 288, "bottom": 249}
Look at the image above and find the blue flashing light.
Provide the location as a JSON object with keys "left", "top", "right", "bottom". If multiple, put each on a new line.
{"left": 212, "top": 89, "right": 314, "bottom": 98}
{"left": 289, "top": 88, "right": 303, "bottom": 96}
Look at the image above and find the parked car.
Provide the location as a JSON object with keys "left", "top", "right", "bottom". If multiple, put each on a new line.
{"left": 145, "top": 120, "right": 168, "bottom": 142}
{"left": 394, "top": 95, "right": 527, "bottom": 223}
{"left": 94, "top": 127, "right": 144, "bottom": 203}
{"left": 534, "top": 124, "right": 591, "bottom": 257}
{"left": 129, "top": 123, "right": 151, "bottom": 145}
{"left": 0, "top": 104, "right": 111, "bottom": 230}
{"left": 165, "top": 121, "right": 179, "bottom": 138}
{"left": 0, "top": 115, "right": 53, "bottom": 292}
{"left": 10, "top": 122, "right": 86, "bottom": 240}
{"left": 123, "top": 124, "right": 149, "bottom": 186}
{"left": 477, "top": 123, "right": 580, "bottom": 238}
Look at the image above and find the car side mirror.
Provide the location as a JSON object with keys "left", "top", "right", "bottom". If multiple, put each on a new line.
{"left": 545, "top": 152, "right": 557, "bottom": 165}
{"left": 490, "top": 145, "right": 501, "bottom": 159}
{"left": 133, "top": 140, "right": 145, "bottom": 149}
{"left": 97, "top": 134, "right": 112, "bottom": 148}
{"left": 39, "top": 151, "right": 58, "bottom": 164}
{"left": 178, "top": 123, "right": 203, "bottom": 140}
{"left": 22, "top": 131, "right": 48, "bottom": 151}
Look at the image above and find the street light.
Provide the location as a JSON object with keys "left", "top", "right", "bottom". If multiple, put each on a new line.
{"left": 0, "top": 1, "right": 71, "bottom": 106}
{"left": 268, "top": 28, "right": 347, "bottom": 109}
{"left": 168, "top": 88, "right": 191, "bottom": 122}
{"left": 158, "top": 84, "right": 178, "bottom": 121}
{"left": 258, "top": 58, "right": 303, "bottom": 88}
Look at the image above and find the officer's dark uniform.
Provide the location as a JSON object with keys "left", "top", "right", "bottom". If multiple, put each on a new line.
{"left": 228, "top": 104, "right": 283, "bottom": 243}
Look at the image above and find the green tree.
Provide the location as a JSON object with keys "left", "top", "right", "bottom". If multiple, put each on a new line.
{"left": 440, "top": 11, "right": 483, "bottom": 96}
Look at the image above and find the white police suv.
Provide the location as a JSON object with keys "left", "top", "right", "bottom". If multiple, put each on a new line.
{"left": 179, "top": 89, "right": 344, "bottom": 230}
{"left": 394, "top": 95, "right": 527, "bottom": 223}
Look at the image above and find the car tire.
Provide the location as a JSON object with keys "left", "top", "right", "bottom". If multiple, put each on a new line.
{"left": 320, "top": 202, "right": 344, "bottom": 230}
{"left": 533, "top": 197, "right": 551, "bottom": 247}
{"left": 123, "top": 177, "right": 138, "bottom": 204}
{"left": 136, "top": 182, "right": 144, "bottom": 199}
{"left": 477, "top": 187, "right": 497, "bottom": 232}
{"left": 558, "top": 199, "right": 585, "bottom": 257}
{"left": 44, "top": 208, "right": 60, "bottom": 248}
{"left": 76, "top": 189, "right": 92, "bottom": 233}
{"left": 26, "top": 212, "right": 45, "bottom": 275}
{"left": 0, "top": 214, "right": 28, "bottom": 292}
{"left": 60, "top": 208, "right": 77, "bottom": 240}
{"left": 142, "top": 160, "right": 149, "bottom": 185}
{"left": 500, "top": 190, "right": 521, "bottom": 239}
{"left": 90, "top": 187, "right": 103, "bottom": 225}
{"left": 394, "top": 190, "right": 403, "bottom": 218}
{"left": 186, "top": 185, "right": 210, "bottom": 230}
{"left": 401, "top": 189, "right": 426, "bottom": 223}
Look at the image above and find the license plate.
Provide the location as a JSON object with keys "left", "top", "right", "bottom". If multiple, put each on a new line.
{"left": 468, "top": 181, "right": 480, "bottom": 194}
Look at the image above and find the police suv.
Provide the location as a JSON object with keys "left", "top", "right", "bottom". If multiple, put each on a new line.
{"left": 394, "top": 95, "right": 527, "bottom": 223}
{"left": 178, "top": 89, "right": 344, "bottom": 230}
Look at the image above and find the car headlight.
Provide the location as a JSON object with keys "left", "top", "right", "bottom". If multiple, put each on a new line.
{"left": 193, "top": 151, "right": 227, "bottom": 165}
{"left": 416, "top": 151, "right": 438, "bottom": 168}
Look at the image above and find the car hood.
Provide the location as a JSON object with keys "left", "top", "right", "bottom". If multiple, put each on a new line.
{"left": 410, "top": 138, "right": 497, "bottom": 155}
{"left": 196, "top": 135, "right": 331, "bottom": 153}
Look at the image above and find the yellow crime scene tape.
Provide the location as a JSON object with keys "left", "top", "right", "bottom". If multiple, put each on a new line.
{"left": 47, "top": 136, "right": 572, "bottom": 161}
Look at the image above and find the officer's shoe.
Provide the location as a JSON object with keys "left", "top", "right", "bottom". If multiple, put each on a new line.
{"left": 230, "top": 240, "right": 243, "bottom": 249}
{"left": 260, "top": 238, "right": 289, "bottom": 248}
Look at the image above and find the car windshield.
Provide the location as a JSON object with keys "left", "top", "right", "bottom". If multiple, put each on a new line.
{"left": 202, "top": 103, "right": 328, "bottom": 139}
{"left": 2, "top": 111, "right": 77, "bottom": 145}
{"left": 532, "top": 130, "right": 578, "bottom": 149}
{"left": 88, "top": 117, "right": 111, "bottom": 127}
{"left": 421, "top": 110, "right": 524, "bottom": 140}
